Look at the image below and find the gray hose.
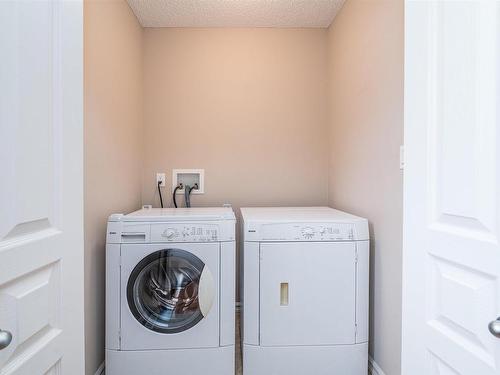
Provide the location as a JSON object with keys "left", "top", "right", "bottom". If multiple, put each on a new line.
{"left": 184, "top": 184, "right": 191, "bottom": 208}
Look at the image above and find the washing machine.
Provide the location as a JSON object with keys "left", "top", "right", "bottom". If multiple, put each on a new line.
{"left": 105, "top": 207, "right": 236, "bottom": 375}
{"left": 240, "top": 207, "right": 369, "bottom": 375}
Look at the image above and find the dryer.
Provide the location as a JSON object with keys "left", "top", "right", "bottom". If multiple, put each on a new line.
{"left": 106, "top": 207, "right": 235, "bottom": 375}
{"left": 241, "top": 207, "right": 369, "bottom": 375}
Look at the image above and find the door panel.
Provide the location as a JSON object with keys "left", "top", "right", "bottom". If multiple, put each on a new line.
{"left": 0, "top": 1, "right": 84, "bottom": 374}
{"left": 403, "top": 1, "right": 500, "bottom": 374}
{"left": 120, "top": 243, "right": 220, "bottom": 350}
{"left": 260, "top": 242, "right": 356, "bottom": 346}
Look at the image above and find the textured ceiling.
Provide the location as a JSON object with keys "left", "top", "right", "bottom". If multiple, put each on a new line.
{"left": 126, "top": 0, "right": 346, "bottom": 28}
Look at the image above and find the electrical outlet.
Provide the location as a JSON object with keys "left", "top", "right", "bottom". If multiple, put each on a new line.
{"left": 156, "top": 173, "right": 166, "bottom": 187}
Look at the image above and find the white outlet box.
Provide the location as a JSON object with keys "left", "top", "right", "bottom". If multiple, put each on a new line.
{"left": 172, "top": 169, "right": 204, "bottom": 194}
{"left": 156, "top": 173, "right": 166, "bottom": 187}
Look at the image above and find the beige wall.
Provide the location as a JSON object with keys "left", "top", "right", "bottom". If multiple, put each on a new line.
{"left": 84, "top": 1, "right": 143, "bottom": 374}
{"left": 142, "top": 28, "right": 330, "bottom": 301}
{"left": 327, "top": 1, "right": 404, "bottom": 374}
{"left": 142, "top": 28, "right": 329, "bottom": 210}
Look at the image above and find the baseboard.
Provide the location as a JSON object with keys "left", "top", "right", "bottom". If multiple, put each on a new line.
{"left": 94, "top": 361, "right": 105, "bottom": 375}
{"left": 368, "top": 356, "right": 386, "bottom": 375}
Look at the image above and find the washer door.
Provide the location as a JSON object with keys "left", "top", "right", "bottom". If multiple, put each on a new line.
{"left": 127, "top": 249, "right": 215, "bottom": 334}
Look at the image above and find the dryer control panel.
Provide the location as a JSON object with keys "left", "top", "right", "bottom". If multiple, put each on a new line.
{"left": 247, "top": 222, "right": 360, "bottom": 242}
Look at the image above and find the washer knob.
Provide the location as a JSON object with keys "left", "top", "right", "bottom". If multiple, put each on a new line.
{"left": 163, "top": 228, "right": 176, "bottom": 239}
{"left": 302, "top": 227, "right": 315, "bottom": 239}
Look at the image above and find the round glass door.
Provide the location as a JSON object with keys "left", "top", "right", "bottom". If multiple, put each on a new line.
{"left": 127, "top": 249, "right": 207, "bottom": 334}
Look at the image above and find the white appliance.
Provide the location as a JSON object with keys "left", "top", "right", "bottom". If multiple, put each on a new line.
{"left": 241, "top": 207, "right": 369, "bottom": 375}
{"left": 106, "top": 207, "right": 236, "bottom": 375}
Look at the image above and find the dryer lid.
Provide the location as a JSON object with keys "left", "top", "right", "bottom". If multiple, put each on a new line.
{"left": 241, "top": 207, "right": 369, "bottom": 241}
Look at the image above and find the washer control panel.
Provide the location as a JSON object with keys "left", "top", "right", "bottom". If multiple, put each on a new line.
{"left": 258, "top": 223, "right": 355, "bottom": 241}
{"left": 151, "top": 223, "right": 219, "bottom": 242}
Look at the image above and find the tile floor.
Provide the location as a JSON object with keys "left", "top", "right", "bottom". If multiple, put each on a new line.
{"left": 236, "top": 312, "right": 242, "bottom": 375}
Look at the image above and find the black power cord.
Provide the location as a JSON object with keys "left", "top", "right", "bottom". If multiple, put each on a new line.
{"left": 157, "top": 180, "right": 164, "bottom": 208}
{"left": 189, "top": 183, "right": 198, "bottom": 194}
{"left": 173, "top": 183, "right": 183, "bottom": 208}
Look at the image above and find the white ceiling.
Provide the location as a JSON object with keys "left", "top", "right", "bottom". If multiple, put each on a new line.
{"left": 126, "top": 0, "right": 346, "bottom": 28}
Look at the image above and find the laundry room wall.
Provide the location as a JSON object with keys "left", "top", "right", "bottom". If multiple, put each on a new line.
{"left": 141, "top": 28, "right": 330, "bottom": 301}
{"left": 84, "top": 1, "right": 144, "bottom": 374}
{"left": 141, "top": 28, "right": 330, "bottom": 210}
{"left": 326, "top": 1, "right": 404, "bottom": 374}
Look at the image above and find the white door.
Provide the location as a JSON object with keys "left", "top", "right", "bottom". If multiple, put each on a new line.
{"left": 259, "top": 242, "right": 356, "bottom": 346}
{"left": 0, "top": 1, "right": 84, "bottom": 374}
{"left": 402, "top": 1, "right": 500, "bottom": 374}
